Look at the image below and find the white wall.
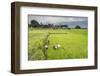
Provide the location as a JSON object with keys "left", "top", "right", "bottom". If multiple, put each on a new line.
{"left": 0, "top": 0, "right": 100, "bottom": 76}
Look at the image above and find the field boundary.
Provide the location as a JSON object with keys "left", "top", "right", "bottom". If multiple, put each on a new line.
{"left": 49, "top": 33, "right": 68, "bottom": 34}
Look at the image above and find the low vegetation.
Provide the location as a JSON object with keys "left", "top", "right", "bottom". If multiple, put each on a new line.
{"left": 28, "top": 28, "right": 88, "bottom": 60}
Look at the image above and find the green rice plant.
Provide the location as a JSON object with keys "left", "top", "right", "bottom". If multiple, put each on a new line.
{"left": 28, "top": 28, "right": 88, "bottom": 60}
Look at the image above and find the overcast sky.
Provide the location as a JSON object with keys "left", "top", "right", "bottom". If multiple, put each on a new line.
{"left": 28, "top": 15, "right": 88, "bottom": 28}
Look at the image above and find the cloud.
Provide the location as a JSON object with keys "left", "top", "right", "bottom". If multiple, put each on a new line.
{"left": 28, "top": 15, "right": 88, "bottom": 25}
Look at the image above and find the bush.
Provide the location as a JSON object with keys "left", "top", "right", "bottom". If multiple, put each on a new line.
{"left": 75, "top": 25, "right": 81, "bottom": 29}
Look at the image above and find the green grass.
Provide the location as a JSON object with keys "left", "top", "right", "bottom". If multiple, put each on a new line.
{"left": 28, "top": 28, "right": 88, "bottom": 60}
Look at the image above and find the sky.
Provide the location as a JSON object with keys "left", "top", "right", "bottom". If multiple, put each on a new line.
{"left": 28, "top": 15, "right": 88, "bottom": 28}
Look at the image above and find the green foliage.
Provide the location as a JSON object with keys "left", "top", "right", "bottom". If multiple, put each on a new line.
{"left": 30, "top": 20, "right": 40, "bottom": 27}
{"left": 28, "top": 28, "right": 88, "bottom": 60}
{"left": 75, "top": 25, "right": 81, "bottom": 29}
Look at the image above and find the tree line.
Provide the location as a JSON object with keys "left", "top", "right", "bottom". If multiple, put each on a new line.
{"left": 29, "top": 19, "right": 84, "bottom": 29}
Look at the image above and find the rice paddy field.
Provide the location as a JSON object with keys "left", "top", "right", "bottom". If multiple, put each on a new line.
{"left": 28, "top": 28, "right": 88, "bottom": 60}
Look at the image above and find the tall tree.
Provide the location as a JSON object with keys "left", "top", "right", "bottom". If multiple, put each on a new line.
{"left": 31, "top": 20, "right": 40, "bottom": 27}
